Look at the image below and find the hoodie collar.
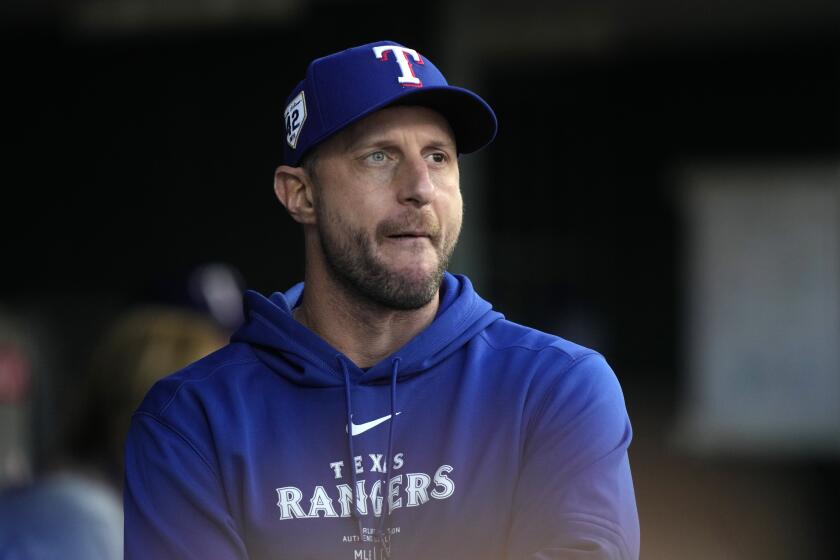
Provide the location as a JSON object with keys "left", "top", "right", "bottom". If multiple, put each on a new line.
{"left": 231, "top": 272, "right": 502, "bottom": 387}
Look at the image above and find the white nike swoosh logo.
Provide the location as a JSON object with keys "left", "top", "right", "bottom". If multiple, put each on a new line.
{"left": 347, "top": 412, "right": 402, "bottom": 436}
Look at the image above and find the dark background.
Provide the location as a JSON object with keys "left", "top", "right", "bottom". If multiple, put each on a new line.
{"left": 2, "top": 1, "right": 839, "bottom": 557}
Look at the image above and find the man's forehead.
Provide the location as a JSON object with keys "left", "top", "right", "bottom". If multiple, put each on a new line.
{"left": 335, "top": 105, "right": 457, "bottom": 151}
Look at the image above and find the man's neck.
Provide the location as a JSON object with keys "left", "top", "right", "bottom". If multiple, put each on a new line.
{"left": 294, "top": 273, "right": 439, "bottom": 369}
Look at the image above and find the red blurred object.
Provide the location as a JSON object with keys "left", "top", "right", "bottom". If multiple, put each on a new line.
{"left": 0, "top": 345, "right": 29, "bottom": 404}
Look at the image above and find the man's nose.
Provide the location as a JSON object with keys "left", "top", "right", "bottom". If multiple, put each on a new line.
{"left": 397, "top": 155, "right": 435, "bottom": 207}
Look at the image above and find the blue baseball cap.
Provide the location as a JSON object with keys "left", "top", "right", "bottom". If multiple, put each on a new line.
{"left": 282, "top": 40, "right": 498, "bottom": 166}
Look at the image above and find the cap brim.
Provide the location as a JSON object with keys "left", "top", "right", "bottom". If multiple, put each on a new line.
{"left": 387, "top": 86, "right": 498, "bottom": 155}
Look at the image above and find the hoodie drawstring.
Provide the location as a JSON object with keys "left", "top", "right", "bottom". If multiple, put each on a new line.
{"left": 376, "top": 357, "right": 400, "bottom": 548}
{"left": 341, "top": 356, "right": 401, "bottom": 554}
{"left": 340, "top": 358, "right": 364, "bottom": 539}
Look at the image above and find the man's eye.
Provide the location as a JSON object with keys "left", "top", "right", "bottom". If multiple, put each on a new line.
{"left": 367, "top": 151, "right": 387, "bottom": 162}
{"left": 428, "top": 152, "right": 447, "bottom": 163}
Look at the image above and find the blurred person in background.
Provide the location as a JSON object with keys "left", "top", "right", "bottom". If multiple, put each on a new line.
{"left": 71, "top": 304, "right": 230, "bottom": 487}
{"left": 69, "top": 261, "right": 243, "bottom": 486}
{"left": 0, "top": 264, "right": 240, "bottom": 559}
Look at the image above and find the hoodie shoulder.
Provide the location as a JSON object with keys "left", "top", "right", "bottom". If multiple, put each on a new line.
{"left": 135, "top": 342, "right": 259, "bottom": 418}
{"left": 476, "top": 319, "right": 621, "bottom": 416}
{"left": 479, "top": 318, "right": 600, "bottom": 364}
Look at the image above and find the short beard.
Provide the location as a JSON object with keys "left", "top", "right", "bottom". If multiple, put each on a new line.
{"left": 316, "top": 203, "right": 456, "bottom": 311}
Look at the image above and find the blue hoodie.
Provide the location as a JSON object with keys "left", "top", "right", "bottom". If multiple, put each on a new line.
{"left": 124, "top": 273, "right": 639, "bottom": 559}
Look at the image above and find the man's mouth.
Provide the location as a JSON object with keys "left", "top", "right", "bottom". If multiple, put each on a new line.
{"left": 388, "top": 231, "right": 430, "bottom": 239}
{"left": 378, "top": 215, "right": 440, "bottom": 243}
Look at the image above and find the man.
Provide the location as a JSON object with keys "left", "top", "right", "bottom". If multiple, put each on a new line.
{"left": 124, "top": 40, "right": 640, "bottom": 559}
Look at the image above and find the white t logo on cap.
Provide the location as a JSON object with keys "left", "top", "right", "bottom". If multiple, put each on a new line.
{"left": 372, "top": 45, "right": 424, "bottom": 87}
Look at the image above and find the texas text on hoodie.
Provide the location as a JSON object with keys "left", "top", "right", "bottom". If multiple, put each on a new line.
{"left": 124, "top": 273, "right": 640, "bottom": 559}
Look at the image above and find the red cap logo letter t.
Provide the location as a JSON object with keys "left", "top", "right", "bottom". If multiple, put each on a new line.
{"left": 372, "top": 45, "right": 425, "bottom": 87}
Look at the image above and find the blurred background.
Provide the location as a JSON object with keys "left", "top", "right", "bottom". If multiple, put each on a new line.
{"left": 1, "top": 0, "right": 838, "bottom": 558}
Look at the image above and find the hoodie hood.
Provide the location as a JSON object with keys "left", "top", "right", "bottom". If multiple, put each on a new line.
{"left": 231, "top": 272, "right": 503, "bottom": 387}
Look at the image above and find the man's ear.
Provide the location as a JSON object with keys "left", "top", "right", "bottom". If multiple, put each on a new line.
{"left": 274, "top": 165, "right": 317, "bottom": 225}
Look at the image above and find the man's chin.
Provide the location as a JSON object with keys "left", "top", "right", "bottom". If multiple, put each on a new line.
{"left": 387, "top": 265, "right": 441, "bottom": 288}
{"left": 378, "top": 246, "right": 440, "bottom": 272}
{"left": 369, "top": 266, "right": 444, "bottom": 310}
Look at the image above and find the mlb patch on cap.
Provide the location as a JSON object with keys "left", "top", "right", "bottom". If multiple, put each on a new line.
{"left": 284, "top": 91, "right": 307, "bottom": 150}
{"left": 281, "top": 40, "right": 498, "bottom": 166}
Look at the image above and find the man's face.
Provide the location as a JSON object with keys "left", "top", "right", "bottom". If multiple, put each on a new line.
{"left": 309, "top": 105, "right": 462, "bottom": 310}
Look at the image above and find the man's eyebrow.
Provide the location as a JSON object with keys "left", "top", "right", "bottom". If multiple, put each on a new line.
{"left": 338, "top": 126, "right": 456, "bottom": 153}
{"left": 426, "top": 139, "right": 457, "bottom": 150}
{"left": 338, "top": 123, "right": 381, "bottom": 152}
{"left": 343, "top": 135, "right": 391, "bottom": 152}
